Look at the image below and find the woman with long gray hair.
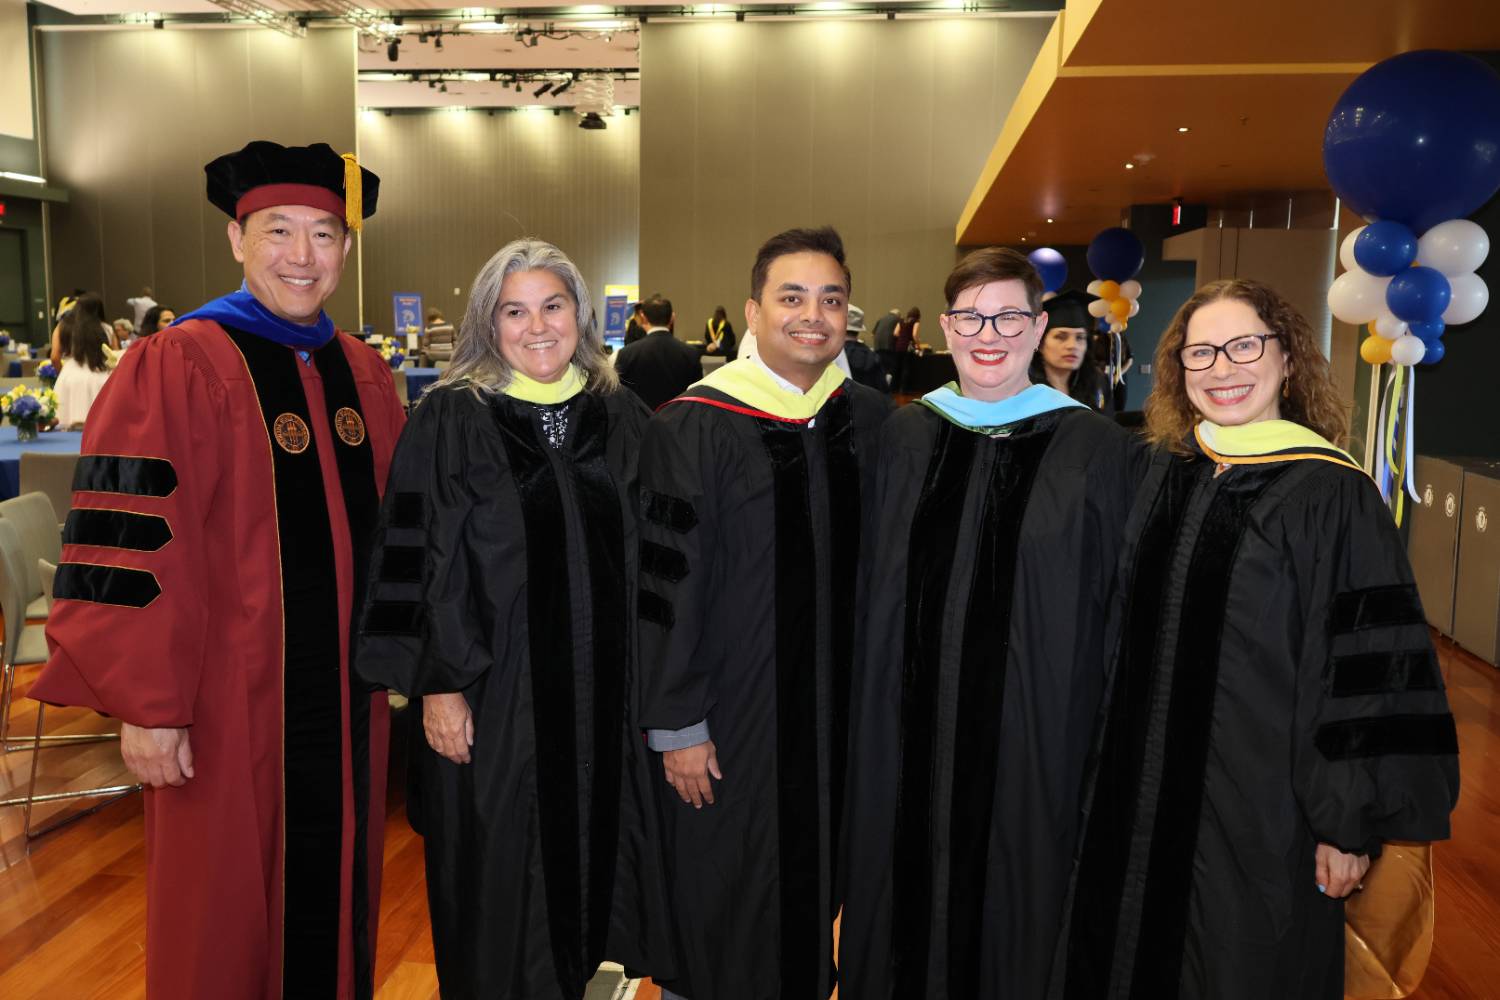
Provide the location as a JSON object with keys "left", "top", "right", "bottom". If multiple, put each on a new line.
{"left": 356, "top": 238, "right": 671, "bottom": 998}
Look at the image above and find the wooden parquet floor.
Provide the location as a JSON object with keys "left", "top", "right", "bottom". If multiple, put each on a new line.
{"left": 0, "top": 636, "right": 1497, "bottom": 998}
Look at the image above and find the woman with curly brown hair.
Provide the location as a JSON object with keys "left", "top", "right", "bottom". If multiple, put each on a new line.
{"left": 1049, "top": 279, "right": 1459, "bottom": 1000}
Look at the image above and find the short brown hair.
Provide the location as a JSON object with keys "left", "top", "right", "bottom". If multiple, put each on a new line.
{"left": 944, "top": 247, "right": 1043, "bottom": 312}
{"left": 750, "top": 226, "right": 851, "bottom": 301}
{"left": 1145, "top": 278, "right": 1350, "bottom": 455}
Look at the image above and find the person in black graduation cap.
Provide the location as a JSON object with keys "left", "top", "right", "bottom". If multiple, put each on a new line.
{"left": 1029, "top": 288, "right": 1115, "bottom": 413}
{"left": 33, "top": 140, "right": 406, "bottom": 1000}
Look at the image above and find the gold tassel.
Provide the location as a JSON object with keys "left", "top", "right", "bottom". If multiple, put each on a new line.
{"left": 341, "top": 152, "right": 362, "bottom": 232}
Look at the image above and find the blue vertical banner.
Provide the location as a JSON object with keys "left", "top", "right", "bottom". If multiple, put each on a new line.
{"left": 392, "top": 293, "right": 424, "bottom": 340}
{"left": 604, "top": 295, "right": 628, "bottom": 338}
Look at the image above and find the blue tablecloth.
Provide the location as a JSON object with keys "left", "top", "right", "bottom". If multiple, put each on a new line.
{"left": 0, "top": 430, "right": 84, "bottom": 501}
{"left": 405, "top": 367, "right": 441, "bottom": 400}
{"left": 6, "top": 361, "right": 20, "bottom": 377}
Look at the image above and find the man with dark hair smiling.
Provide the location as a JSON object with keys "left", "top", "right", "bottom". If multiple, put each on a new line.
{"left": 635, "top": 226, "right": 892, "bottom": 1000}
{"left": 32, "top": 140, "right": 405, "bottom": 1000}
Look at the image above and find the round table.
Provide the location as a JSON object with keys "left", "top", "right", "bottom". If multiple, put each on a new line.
{"left": 0, "top": 429, "right": 84, "bottom": 501}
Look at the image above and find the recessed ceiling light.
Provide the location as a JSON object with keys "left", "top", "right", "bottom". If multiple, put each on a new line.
{"left": 1124, "top": 163, "right": 1135, "bottom": 170}
{"left": 1177, "top": 126, "right": 1190, "bottom": 133}
{"left": 1020, "top": 236, "right": 1027, "bottom": 242}
{"left": 1046, "top": 217, "right": 1054, "bottom": 223}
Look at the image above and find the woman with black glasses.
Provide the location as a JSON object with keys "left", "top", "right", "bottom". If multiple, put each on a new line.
{"left": 1049, "top": 279, "right": 1458, "bottom": 1000}
{"left": 839, "top": 247, "right": 1149, "bottom": 999}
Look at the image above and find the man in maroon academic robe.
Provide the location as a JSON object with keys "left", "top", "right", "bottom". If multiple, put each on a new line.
{"left": 33, "top": 141, "right": 405, "bottom": 999}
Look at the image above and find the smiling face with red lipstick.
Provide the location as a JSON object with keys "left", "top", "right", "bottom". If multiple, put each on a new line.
{"left": 1180, "top": 297, "right": 1287, "bottom": 427}
{"left": 940, "top": 278, "right": 1046, "bottom": 402}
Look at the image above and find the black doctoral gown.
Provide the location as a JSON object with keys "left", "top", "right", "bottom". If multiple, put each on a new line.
{"left": 839, "top": 401, "right": 1148, "bottom": 1000}
{"left": 636, "top": 379, "right": 891, "bottom": 1000}
{"left": 355, "top": 384, "right": 672, "bottom": 1000}
{"left": 1050, "top": 448, "right": 1461, "bottom": 1000}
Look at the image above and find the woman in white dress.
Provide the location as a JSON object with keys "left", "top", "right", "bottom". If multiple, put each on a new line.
{"left": 55, "top": 320, "right": 112, "bottom": 429}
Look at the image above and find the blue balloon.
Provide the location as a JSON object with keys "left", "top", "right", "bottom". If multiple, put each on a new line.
{"left": 1324, "top": 50, "right": 1500, "bottom": 234}
{"left": 1421, "top": 339, "right": 1446, "bottom": 365}
{"left": 1353, "top": 221, "right": 1418, "bottom": 276}
{"left": 1386, "top": 267, "right": 1452, "bottom": 323}
{"left": 1086, "top": 227, "right": 1145, "bottom": 282}
{"left": 1408, "top": 317, "right": 1446, "bottom": 341}
{"left": 1027, "top": 247, "right": 1068, "bottom": 293}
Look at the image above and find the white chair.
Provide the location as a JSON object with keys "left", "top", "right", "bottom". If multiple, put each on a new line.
{"left": 19, "top": 452, "right": 79, "bottom": 530}
{"left": 0, "top": 492, "right": 62, "bottom": 619}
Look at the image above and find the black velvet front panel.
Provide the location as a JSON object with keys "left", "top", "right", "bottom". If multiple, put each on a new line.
{"left": 222, "top": 327, "right": 343, "bottom": 1000}
{"left": 946, "top": 422, "right": 1055, "bottom": 995}
{"left": 313, "top": 338, "right": 382, "bottom": 998}
{"left": 761, "top": 422, "right": 822, "bottom": 993}
{"left": 1129, "top": 463, "right": 1290, "bottom": 997}
{"left": 822, "top": 393, "right": 860, "bottom": 898}
{"left": 892, "top": 420, "right": 975, "bottom": 993}
{"left": 492, "top": 397, "right": 586, "bottom": 991}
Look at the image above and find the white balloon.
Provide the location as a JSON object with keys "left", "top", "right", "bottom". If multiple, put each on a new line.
{"left": 1086, "top": 280, "right": 1104, "bottom": 296}
{"left": 1119, "top": 280, "right": 1143, "bottom": 300}
{"left": 1442, "top": 272, "right": 1490, "bottom": 326}
{"left": 1109, "top": 322, "right": 1124, "bottom": 333}
{"left": 1128, "top": 299, "right": 1141, "bottom": 318}
{"left": 1087, "top": 299, "right": 1111, "bottom": 318}
{"left": 1373, "top": 313, "right": 1407, "bottom": 340}
{"left": 1390, "top": 333, "right": 1426, "bottom": 366}
{"left": 1418, "top": 219, "right": 1490, "bottom": 276}
{"left": 1339, "top": 226, "right": 1366, "bottom": 273}
{"left": 1326, "top": 268, "right": 1391, "bottom": 325}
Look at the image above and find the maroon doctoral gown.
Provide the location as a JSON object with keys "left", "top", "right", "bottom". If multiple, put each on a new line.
{"left": 32, "top": 318, "right": 406, "bottom": 999}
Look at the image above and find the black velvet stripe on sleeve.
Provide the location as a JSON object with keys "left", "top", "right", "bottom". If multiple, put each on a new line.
{"left": 1129, "top": 463, "right": 1291, "bottom": 998}
{"left": 363, "top": 600, "right": 425, "bottom": 635}
{"left": 72, "top": 455, "right": 177, "bottom": 497}
{"left": 1062, "top": 457, "right": 1197, "bottom": 1000}
{"left": 640, "top": 539, "right": 690, "bottom": 583}
{"left": 493, "top": 396, "right": 587, "bottom": 992}
{"left": 1329, "top": 649, "right": 1442, "bottom": 698}
{"left": 1330, "top": 584, "right": 1426, "bottom": 635}
{"left": 222, "top": 326, "right": 344, "bottom": 1000}
{"left": 892, "top": 420, "right": 975, "bottom": 995}
{"left": 53, "top": 562, "right": 161, "bottom": 607}
{"left": 638, "top": 589, "right": 675, "bottom": 628}
{"left": 947, "top": 422, "right": 1055, "bottom": 996}
{"left": 378, "top": 546, "right": 426, "bottom": 583}
{"left": 571, "top": 393, "right": 628, "bottom": 963}
{"left": 822, "top": 393, "right": 860, "bottom": 897}
{"left": 63, "top": 509, "right": 173, "bottom": 551}
{"left": 1314, "top": 713, "right": 1459, "bottom": 760}
{"left": 313, "top": 337, "right": 383, "bottom": 999}
{"left": 640, "top": 490, "right": 698, "bottom": 533}
{"left": 761, "top": 423, "right": 822, "bottom": 993}
{"left": 391, "top": 492, "right": 425, "bottom": 529}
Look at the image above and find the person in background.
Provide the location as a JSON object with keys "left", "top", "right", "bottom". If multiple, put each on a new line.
{"left": 615, "top": 294, "right": 703, "bottom": 411}
{"left": 356, "top": 238, "right": 669, "bottom": 999}
{"left": 113, "top": 318, "right": 136, "bottom": 344}
{"left": 624, "top": 300, "right": 649, "bottom": 346}
{"left": 839, "top": 248, "right": 1147, "bottom": 999}
{"left": 703, "top": 305, "right": 736, "bottom": 360}
{"left": 1090, "top": 324, "right": 1136, "bottom": 412}
{"left": 1050, "top": 278, "right": 1459, "bottom": 1000}
{"left": 127, "top": 286, "right": 158, "bottom": 329}
{"left": 1029, "top": 289, "right": 1113, "bottom": 414}
{"left": 55, "top": 319, "right": 113, "bottom": 429}
{"left": 139, "top": 305, "right": 177, "bottom": 338}
{"left": 887, "top": 306, "right": 920, "bottom": 394}
{"left": 51, "top": 293, "right": 115, "bottom": 370}
{"left": 842, "top": 305, "right": 887, "bottom": 392}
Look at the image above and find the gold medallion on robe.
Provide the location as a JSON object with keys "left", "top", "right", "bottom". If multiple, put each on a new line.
{"left": 273, "top": 413, "right": 311, "bottom": 454}
{"left": 334, "top": 407, "right": 367, "bottom": 446}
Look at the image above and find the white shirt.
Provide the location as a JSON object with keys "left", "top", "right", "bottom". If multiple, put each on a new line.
{"left": 55, "top": 359, "right": 112, "bottom": 429}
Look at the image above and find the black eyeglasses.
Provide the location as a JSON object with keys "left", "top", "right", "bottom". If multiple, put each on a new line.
{"left": 1178, "top": 333, "right": 1282, "bottom": 371}
{"left": 942, "top": 309, "right": 1036, "bottom": 338}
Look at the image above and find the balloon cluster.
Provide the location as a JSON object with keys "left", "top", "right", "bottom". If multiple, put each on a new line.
{"left": 1323, "top": 50, "right": 1500, "bottom": 368}
{"left": 1084, "top": 227, "right": 1146, "bottom": 334}
{"left": 1333, "top": 220, "right": 1490, "bottom": 367}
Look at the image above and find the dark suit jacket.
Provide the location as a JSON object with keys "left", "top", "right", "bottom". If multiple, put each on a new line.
{"left": 844, "top": 339, "right": 890, "bottom": 393}
{"left": 616, "top": 329, "right": 703, "bottom": 411}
